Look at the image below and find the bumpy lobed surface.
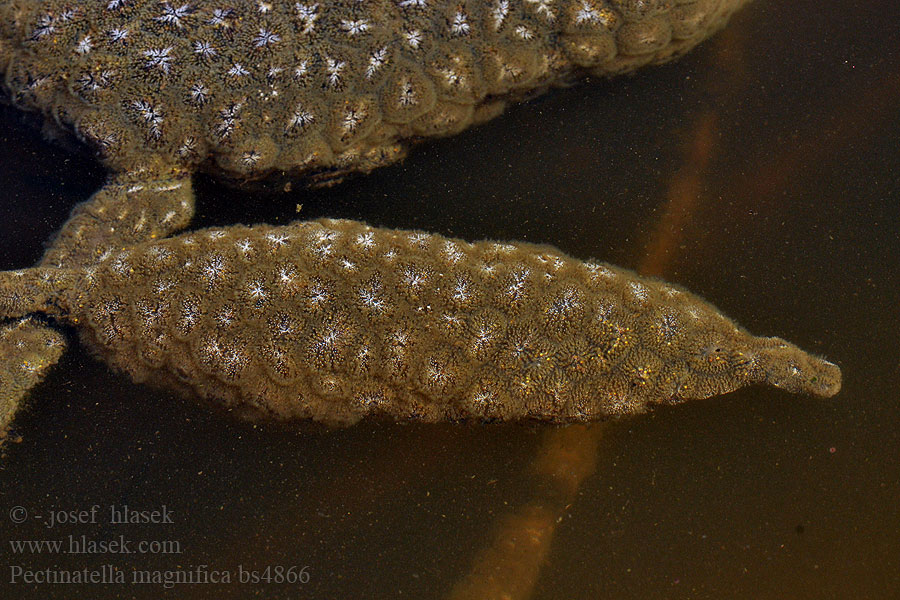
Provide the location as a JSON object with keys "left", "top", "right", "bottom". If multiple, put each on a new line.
{"left": 0, "top": 319, "right": 65, "bottom": 434}
{"left": 1, "top": 0, "right": 748, "bottom": 179}
{"left": 1, "top": 219, "right": 840, "bottom": 426}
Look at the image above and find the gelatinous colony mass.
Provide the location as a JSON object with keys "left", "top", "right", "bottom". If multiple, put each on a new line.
{"left": 3, "top": 0, "right": 836, "bottom": 432}
{"left": 1, "top": 0, "right": 748, "bottom": 180}
{"left": 0, "top": 220, "right": 841, "bottom": 426}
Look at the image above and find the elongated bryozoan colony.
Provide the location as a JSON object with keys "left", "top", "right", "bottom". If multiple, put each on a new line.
{"left": 0, "top": 219, "right": 841, "bottom": 426}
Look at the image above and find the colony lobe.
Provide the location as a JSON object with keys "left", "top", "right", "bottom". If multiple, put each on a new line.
{"left": 0, "top": 219, "right": 841, "bottom": 426}
{"left": 1, "top": 0, "right": 751, "bottom": 180}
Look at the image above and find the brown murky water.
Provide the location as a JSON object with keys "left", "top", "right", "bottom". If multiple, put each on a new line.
{"left": 1, "top": 1, "right": 898, "bottom": 598}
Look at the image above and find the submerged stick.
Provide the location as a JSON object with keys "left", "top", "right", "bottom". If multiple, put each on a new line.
{"left": 0, "top": 218, "right": 841, "bottom": 426}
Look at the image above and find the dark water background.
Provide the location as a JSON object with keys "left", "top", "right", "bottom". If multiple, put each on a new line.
{"left": 1, "top": 1, "right": 898, "bottom": 598}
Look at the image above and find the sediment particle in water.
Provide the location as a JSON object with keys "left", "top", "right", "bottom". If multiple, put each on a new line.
{"left": 0, "top": 219, "right": 841, "bottom": 426}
